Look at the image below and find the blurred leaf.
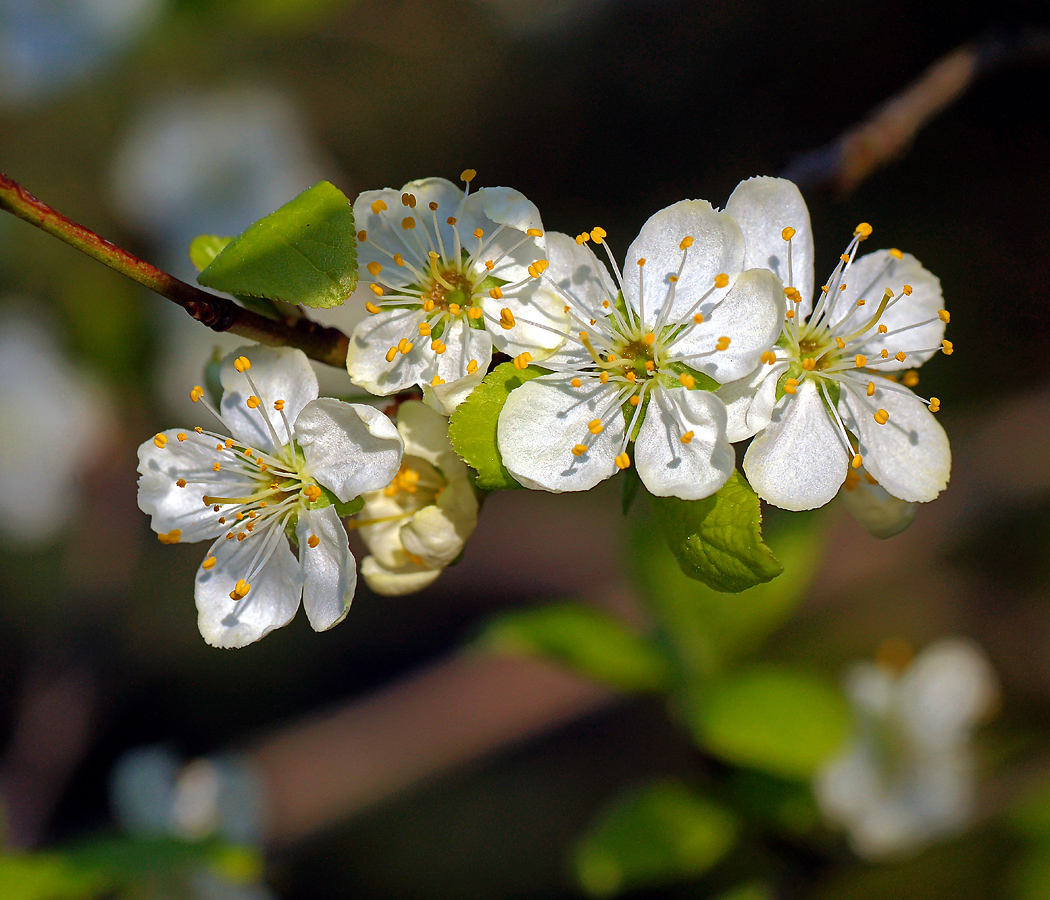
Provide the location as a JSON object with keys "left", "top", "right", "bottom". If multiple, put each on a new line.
{"left": 574, "top": 780, "right": 738, "bottom": 896}
{"left": 447, "top": 362, "right": 546, "bottom": 491}
{"left": 648, "top": 472, "right": 782, "bottom": 593}
{"left": 198, "top": 182, "right": 357, "bottom": 309}
{"left": 189, "top": 234, "right": 233, "bottom": 272}
{"left": 0, "top": 854, "right": 105, "bottom": 900}
{"left": 620, "top": 460, "right": 641, "bottom": 515}
{"left": 1008, "top": 846, "right": 1050, "bottom": 900}
{"left": 683, "top": 665, "right": 850, "bottom": 780}
{"left": 1009, "top": 776, "right": 1050, "bottom": 839}
{"left": 478, "top": 603, "right": 673, "bottom": 693}
{"left": 725, "top": 769, "right": 821, "bottom": 835}
{"left": 631, "top": 514, "right": 826, "bottom": 680}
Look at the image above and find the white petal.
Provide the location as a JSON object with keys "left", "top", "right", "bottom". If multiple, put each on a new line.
{"left": 395, "top": 399, "right": 459, "bottom": 470}
{"left": 445, "top": 186, "right": 546, "bottom": 285}
{"left": 295, "top": 399, "right": 404, "bottom": 502}
{"left": 296, "top": 506, "right": 356, "bottom": 632}
{"left": 839, "top": 378, "right": 950, "bottom": 503}
{"left": 725, "top": 176, "right": 815, "bottom": 316}
{"left": 634, "top": 387, "right": 734, "bottom": 500}
{"left": 219, "top": 346, "right": 318, "bottom": 454}
{"left": 833, "top": 251, "right": 945, "bottom": 369}
{"left": 717, "top": 359, "right": 788, "bottom": 442}
{"left": 430, "top": 318, "right": 494, "bottom": 390}
{"left": 356, "top": 492, "right": 414, "bottom": 569}
{"left": 839, "top": 467, "right": 918, "bottom": 539}
{"left": 744, "top": 378, "right": 848, "bottom": 510}
{"left": 422, "top": 363, "right": 487, "bottom": 416}
{"left": 497, "top": 373, "right": 624, "bottom": 492}
{"left": 482, "top": 279, "right": 569, "bottom": 357}
{"left": 621, "top": 200, "right": 745, "bottom": 325}
{"left": 401, "top": 478, "right": 478, "bottom": 567}
{"left": 670, "top": 268, "right": 785, "bottom": 384}
{"left": 360, "top": 555, "right": 442, "bottom": 596}
{"left": 136, "top": 430, "right": 253, "bottom": 542}
{"left": 346, "top": 307, "right": 432, "bottom": 396}
{"left": 195, "top": 529, "right": 302, "bottom": 648}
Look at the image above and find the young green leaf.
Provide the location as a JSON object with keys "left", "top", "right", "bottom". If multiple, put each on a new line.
{"left": 574, "top": 780, "right": 739, "bottom": 897}
{"left": 478, "top": 603, "right": 673, "bottom": 693}
{"left": 447, "top": 361, "right": 546, "bottom": 491}
{"left": 648, "top": 470, "right": 782, "bottom": 593}
{"left": 682, "top": 665, "right": 850, "bottom": 780}
{"left": 189, "top": 234, "right": 234, "bottom": 272}
{"left": 197, "top": 182, "right": 357, "bottom": 309}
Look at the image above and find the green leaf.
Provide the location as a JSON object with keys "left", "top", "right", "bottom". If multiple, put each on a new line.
{"left": 682, "top": 665, "right": 850, "bottom": 780}
{"left": 197, "top": 182, "right": 357, "bottom": 309}
{"left": 478, "top": 603, "right": 673, "bottom": 693}
{"left": 334, "top": 495, "right": 365, "bottom": 517}
{"left": 0, "top": 854, "right": 105, "bottom": 900}
{"left": 447, "top": 362, "right": 546, "bottom": 491}
{"left": 630, "top": 514, "right": 826, "bottom": 679}
{"left": 574, "top": 780, "right": 738, "bottom": 897}
{"left": 648, "top": 470, "right": 782, "bottom": 593}
{"left": 189, "top": 234, "right": 233, "bottom": 272}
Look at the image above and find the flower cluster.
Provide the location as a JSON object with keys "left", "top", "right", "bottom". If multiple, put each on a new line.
{"left": 138, "top": 171, "right": 955, "bottom": 646}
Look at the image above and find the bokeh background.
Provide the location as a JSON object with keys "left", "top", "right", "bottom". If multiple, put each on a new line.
{"left": 3, "top": 0, "right": 1050, "bottom": 898}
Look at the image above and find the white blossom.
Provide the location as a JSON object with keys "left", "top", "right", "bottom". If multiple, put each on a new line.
{"left": 356, "top": 400, "right": 478, "bottom": 595}
{"left": 345, "top": 171, "right": 569, "bottom": 414}
{"left": 136, "top": 346, "right": 403, "bottom": 648}
{"left": 815, "top": 638, "right": 998, "bottom": 860}
{"left": 717, "top": 176, "right": 952, "bottom": 511}
{"left": 496, "top": 201, "right": 784, "bottom": 499}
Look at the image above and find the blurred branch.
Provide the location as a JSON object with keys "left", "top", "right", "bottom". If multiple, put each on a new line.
{"left": 784, "top": 28, "right": 1050, "bottom": 194}
{"left": 0, "top": 174, "right": 351, "bottom": 368}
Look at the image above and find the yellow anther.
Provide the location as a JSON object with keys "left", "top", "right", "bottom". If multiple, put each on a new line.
{"left": 645, "top": 360, "right": 655, "bottom": 372}
{"left": 928, "top": 397, "right": 941, "bottom": 412}
{"left": 398, "top": 339, "right": 413, "bottom": 354}
{"left": 679, "top": 235, "right": 694, "bottom": 250}
{"left": 157, "top": 528, "right": 182, "bottom": 545}
{"left": 513, "top": 352, "right": 533, "bottom": 370}
{"left": 938, "top": 309, "right": 950, "bottom": 323}
{"left": 867, "top": 381, "right": 876, "bottom": 396}
{"left": 782, "top": 226, "right": 796, "bottom": 241}
{"left": 855, "top": 354, "right": 867, "bottom": 367}
{"left": 202, "top": 556, "right": 217, "bottom": 570}
{"left": 572, "top": 444, "right": 589, "bottom": 457}
{"left": 599, "top": 371, "right": 609, "bottom": 384}
{"left": 237, "top": 357, "right": 250, "bottom": 373}
{"left": 448, "top": 303, "right": 461, "bottom": 316}
{"left": 802, "top": 358, "right": 816, "bottom": 370}
{"left": 468, "top": 359, "right": 479, "bottom": 375}
{"left": 176, "top": 478, "right": 186, "bottom": 488}
{"left": 575, "top": 232, "right": 590, "bottom": 245}
{"left": 305, "top": 535, "right": 320, "bottom": 550}
{"left": 693, "top": 313, "right": 704, "bottom": 324}
{"left": 176, "top": 432, "right": 187, "bottom": 443}
{"left": 212, "top": 462, "right": 221, "bottom": 471}
{"left": 154, "top": 433, "right": 168, "bottom": 448}
{"left": 821, "top": 285, "right": 830, "bottom": 293}
{"left": 195, "top": 427, "right": 203, "bottom": 434}
{"left": 385, "top": 346, "right": 398, "bottom": 363}
{"left": 370, "top": 199, "right": 388, "bottom": 214}
{"left": 626, "top": 371, "right": 637, "bottom": 383}
{"left": 637, "top": 257, "right": 646, "bottom": 267}
{"left": 469, "top": 306, "right": 483, "bottom": 319}
{"left": 245, "top": 449, "right": 253, "bottom": 457}
{"left": 895, "top": 351, "right": 907, "bottom": 362}
{"left": 224, "top": 438, "right": 235, "bottom": 449}
{"left": 230, "top": 579, "right": 251, "bottom": 600}
{"left": 784, "top": 378, "right": 799, "bottom": 395}
{"left": 591, "top": 226, "right": 607, "bottom": 242}
{"left": 668, "top": 275, "right": 678, "bottom": 284}
{"left": 499, "top": 308, "right": 516, "bottom": 329}
{"left": 216, "top": 442, "right": 224, "bottom": 451}
{"left": 786, "top": 310, "right": 795, "bottom": 319}
{"left": 357, "top": 230, "right": 367, "bottom": 242}
{"left": 446, "top": 217, "right": 457, "bottom": 226}
{"left": 431, "top": 375, "right": 445, "bottom": 386}
{"left": 365, "top": 301, "right": 381, "bottom": 315}
{"left": 615, "top": 452, "right": 631, "bottom": 470}
{"left": 840, "top": 254, "right": 850, "bottom": 263}
{"left": 431, "top": 340, "right": 447, "bottom": 354}
{"left": 643, "top": 332, "right": 656, "bottom": 345}
{"left": 878, "top": 324, "right": 888, "bottom": 334}
{"left": 190, "top": 386, "right": 204, "bottom": 402}
{"left": 366, "top": 261, "right": 382, "bottom": 276}
{"left": 418, "top": 322, "right": 432, "bottom": 336}
{"left": 401, "top": 192, "right": 416, "bottom": 208}
{"left": 835, "top": 337, "right": 846, "bottom": 349}
{"left": 571, "top": 377, "right": 582, "bottom": 388}
{"left": 873, "top": 408, "right": 890, "bottom": 425}
{"left": 461, "top": 168, "right": 477, "bottom": 182}
{"left": 680, "top": 430, "right": 694, "bottom": 444}
{"left": 852, "top": 453, "right": 863, "bottom": 469}
{"left": 588, "top": 419, "right": 604, "bottom": 435}
{"left": 881, "top": 349, "right": 890, "bottom": 359}
{"left": 903, "top": 371, "right": 919, "bottom": 387}
{"left": 902, "top": 284, "right": 913, "bottom": 295}
{"left": 526, "top": 228, "right": 543, "bottom": 237}
{"left": 714, "top": 273, "right": 729, "bottom": 289}
{"left": 369, "top": 283, "right": 384, "bottom": 296}
{"left": 473, "top": 228, "right": 484, "bottom": 239}
{"left": 422, "top": 299, "right": 435, "bottom": 312}
{"left": 528, "top": 264, "right": 540, "bottom": 278}
{"left": 889, "top": 248, "right": 903, "bottom": 259}
{"left": 674, "top": 372, "right": 694, "bottom": 388}
{"left": 839, "top": 283, "right": 847, "bottom": 291}
{"left": 629, "top": 395, "right": 640, "bottom": 406}
{"left": 429, "top": 201, "right": 439, "bottom": 211}
{"left": 402, "top": 217, "right": 416, "bottom": 230}
{"left": 490, "top": 286, "right": 503, "bottom": 299}
{"left": 855, "top": 222, "right": 873, "bottom": 238}
{"left": 941, "top": 340, "right": 953, "bottom": 355}
{"left": 784, "top": 287, "right": 801, "bottom": 303}
{"left": 303, "top": 484, "right": 322, "bottom": 502}
{"left": 394, "top": 253, "right": 405, "bottom": 266}
{"left": 716, "top": 336, "right": 731, "bottom": 351}
{"left": 761, "top": 351, "right": 777, "bottom": 365}
{"left": 247, "top": 395, "right": 261, "bottom": 409}
{"left": 485, "top": 260, "right": 495, "bottom": 270}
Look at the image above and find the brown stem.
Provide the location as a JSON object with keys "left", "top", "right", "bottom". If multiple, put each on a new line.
{"left": 0, "top": 173, "right": 350, "bottom": 368}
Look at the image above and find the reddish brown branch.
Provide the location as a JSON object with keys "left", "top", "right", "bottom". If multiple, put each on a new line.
{"left": 0, "top": 173, "right": 351, "bottom": 368}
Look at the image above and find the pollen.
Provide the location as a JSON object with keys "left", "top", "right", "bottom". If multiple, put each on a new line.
{"left": 785, "top": 287, "right": 801, "bottom": 303}
{"left": 499, "top": 308, "right": 516, "bottom": 329}
{"left": 230, "top": 579, "right": 251, "bottom": 600}
{"left": 679, "top": 236, "right": 694, "bottom": 250}
{"left": 418, "top": 322, "right": 432, "bottom": 336}
{"left": 761, "top": 351, "right": 777, "bottom": 365}
{"left": 802, "top": 358, "right": 816, "bottom": 370}
{"left": 302, "top": 484, "right": 322, "bottom": 502}
{"left": 629, "top": 395, "right": 640, "bottom": 406}
{"left": 874, "top": 408, "right": 890, "bottom": 425}
{"left": 468, "top": 359, "right": 479, "bottom": 374}
{"left": 680, "top": 430, "right": 694, "bottom": 444}
{"left": 575, "top": 233, "right": 590, "bottom": 244}
{"left": 591, "top": 226, "right": 607, "bottom": 243}
{"left": 202, "top": 556, "right": 217, "bottom": 570}
{"left": 878, "top": 324, "right": 888, "bottom": 333}
{"left": 643, "top": 332, "right": 656, "bottom": 345}
{"left": 247, "top": 395, "right": 261, "bottom": 409}
{"left": 637, "top": 257, "right": 646, "bottom": 267}
{"left": 158, "top": 528, "right": 182, "bottom": 544}
{"left": 446, "top": 217, "right": 457, "bottom": 226}
{"left": 527, "top": 228, "right": 543, "bottom": 237}
{"left": 867, "top": 381, "right": 876, "bottom": 396}
{"left": 513, "top": 352, "right": 532, "bottom": 370}
{"left": 469, "top": 306, "right": 483, "bottom": 319}
{"left": 855, "top": 354, "right": 867, "bottom": 367}
{"left": 394, "top": 253, "right": 405, "bottom": 266}
{"left": 429, "top": 201, "right": 439, "bottom": 211}
{"left": 786, "top": 310, "right": 795, "bottom": 319}
{"left": 855, "top": 222, "right": 873, "bottom": 239}
{"left": 371, "top": 199, "right": 388, "bottom": 214}
{"left": 902, "top": 285, "right": 913, "bottom": 295}
{"left": 422, "top": 300, "right": 435, "bottom": 312}
{"left": 176, "top": 478, "right": 186, "bottom": 488}
{"left": 490, "top": 286, "right": 503, "bottom": 299}
{"left": 625, "top": 371, "right": 637, "bottom": 383}
{"left": 398, "top": 339, "right": 414, "bottom": 355}
{"left": 367, "top": 261, "right": 382, "bottom": 276}
{"left": 881, "top": 349, "right": 889, "bottom": 359}
{"left": 473, "top": 228, "right": 484, "bottom": 239}
{"left": 716, "top": 336, "right": 731, "bottom": 351}
{"left": 835, "top": 337, "right": 846, "bottom": 349}
{"left": 308, "top": 535, "right": 320, "bottom": 549}
{"left": 588, "top": 419, "right": 604, "bottom": 435}
{"left": 154, "top": 433, "right": 168, "bottom": 448}
{"left": 190, "top": 386, "right": 204, "bottom": 402}
{"left": 784, "top": 378, "right": 799, "bottom": 394}
{"left": 385, "top": 346, "right": 398, "bottom": 363}
{"left": 431, "top": 340, "right": 447, "bottom": 354}
{"left": 235, "top": 355, "right": 251, "bottom": 372}
{"left": 599, "top": 371, "right": 609, "bottom": 384}
{"left": 461, "top": 168, "right": 477, "bottom": 182}
{"left": 895, "top": 351, "right": 907, "bottom": 361}
{"left": 714, "top": 273, "right": 729, "bottom": 289}
{"left": 928, "top": 397, "right": 941, "bottom": 412}
{"left": 938, "top": 309, "right": 950, "bottom": 323}
{"left": 942, "top": 340, "right": 954, "bottom": 355}
{"left": 431, "top": 375, "right": 445, "bottom": 385}
{"left": 572, "top": 444, "right": 588, "bottom": 457}
{"left": 852, "top": 453, "right": 863, "bottom": 469}
{"left": 212, "top": 462, "right": 221, "bottom": 471}
{"left": 693, "top": 313, "right": 704, "bottom": 324}
{"left": 615, "top": 452, "right": 631, "bottom": 470}
{"left": 485, "top": 260, "right": 495, "bottom": 270}
{"left": 782, "top": 226, "right": 796, "bottom": 241}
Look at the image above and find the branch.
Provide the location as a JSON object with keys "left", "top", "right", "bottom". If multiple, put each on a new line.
{"left": 0, "top": 173, "right": 351, "bottom": 368}
{"left": 783, "top": 28, "right": 1050, "bottom": 194}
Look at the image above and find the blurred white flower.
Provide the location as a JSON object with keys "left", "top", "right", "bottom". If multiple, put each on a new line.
{"left": 0, "top": 309, "right": 112, "bottom": 544}
{"left": 815, "top": 638, "right": 998, "bottom": 859}
{"left": 838, "top": 461, "right": 917, "bottom": 539}
{"left": 357, "top": 400, "right": 478, "bottom": 595}
{"left": 0, "top": 0, "right": 163, "bottom": 109}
